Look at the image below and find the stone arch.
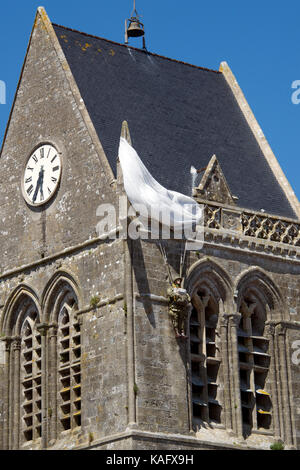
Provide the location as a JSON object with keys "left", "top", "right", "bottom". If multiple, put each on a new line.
{"left": 1, "top": 285, "right": 41, "bottom": 447}
{"left": 41, "top": 270, "right": 82, "bottom": 436}
{"left": 234, "top": 267, "right": 283, "bottom": 320}
{"left": 185, "top": 258, "right": 233, "bottom": 309}
{"left": 234, "top": 267, "right": 283, "bottom": 436}
{"left": 185, "top": 259, "right": 234, "bottom": 430}
{"left": 42, "top": 270, "right": 81, "bottom": 323}
{"left": 1, "top": 285, "right": 41, "bottom": 336}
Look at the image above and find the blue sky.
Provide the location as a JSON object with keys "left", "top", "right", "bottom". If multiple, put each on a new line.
{"left": 0, "top": 0, "right": 299, "bottom": 202}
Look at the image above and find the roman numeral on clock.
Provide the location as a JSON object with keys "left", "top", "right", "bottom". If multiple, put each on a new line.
{"left": 51, "top": 155, "right": 57, "bottom": 163}
{"left": 32, "top": 155, "right": 38, "bottom": 163}
{"left": 25, "top": 177, "right": 32, "bottom": 183}
{"left": 52, "top": 166, "right": 59, "bottom": 172}
{"left": 40, "top": 148, "right": 45, "bottom": 158}
{"left": 51, "top": 177, "right": 57, "bottom": 183}
{"left": 27, "top": 185, "right": 33, "bottom": 196}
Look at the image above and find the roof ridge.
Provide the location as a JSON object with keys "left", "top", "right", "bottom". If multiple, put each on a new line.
{"left": 52, "top": 22, "right": 221, "bottom": 74}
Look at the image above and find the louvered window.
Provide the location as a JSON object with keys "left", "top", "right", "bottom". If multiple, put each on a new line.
{"left": 190, "top": 290, "right": 222, "bottom": 428}
{"left": 238, "top": 294, "right": 272, "bottom": 435}
{"left": 20, "top": 312, "right": 42, "bottom": 442}
{"left": 58, "top": 305, "right": 81, "bottom": 432}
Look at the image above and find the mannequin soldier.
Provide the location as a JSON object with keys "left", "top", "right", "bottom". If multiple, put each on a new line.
{"left": 167, "top": 278, "right": 191, "bottom": 338}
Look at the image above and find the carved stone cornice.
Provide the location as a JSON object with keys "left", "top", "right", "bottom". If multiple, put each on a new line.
{"left": 195, "top": 200, "right": 300, "bottom": 261}
{"left": 229, "top": 313, "right": 242, "bottom": 327}
{"left": 218, "top": 313, "right": 242, "bottom": 332}
{"left": 0, "top": 336, "right": 13, "bottom": 352}
{"left": 48, "top": 322, "right": 58, "bottom": 338}
{"left": 219, "top": 314, "right": 230, "bottom": 328}
{"left": 275, "top": 323, "right": 288, "bottom": 337}
{"left": 266, "top": 320, "right": 300, "bottom": 334}
{"left": 11, "top": 336, "right": 21, "bottom": 351}
{"left": 265, "top": 321, "right": 276, "bottom": 337}
{"left": 36, "top": 322, "right": 50, "bottom": 337}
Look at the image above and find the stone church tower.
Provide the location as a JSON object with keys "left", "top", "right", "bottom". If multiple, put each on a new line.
{"left": 0, "top": 7, "right": 299, "bottom": 450}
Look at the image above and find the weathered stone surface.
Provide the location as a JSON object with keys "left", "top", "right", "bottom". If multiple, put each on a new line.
{"left": 0, "top": 7, "right": 299, "bottom": 452}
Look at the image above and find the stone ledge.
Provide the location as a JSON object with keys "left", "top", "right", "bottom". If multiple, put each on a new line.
{"left": 75, "top": 428, "right": 257, "bottom": 450}
{"left": 203, "top": 229, "right": 300, "bottom": 263}
{"left": 0, "top": 226, "right": 123, "bottom": 281}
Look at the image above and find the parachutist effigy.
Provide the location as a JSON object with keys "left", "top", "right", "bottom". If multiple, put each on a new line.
{"left": 167, "top": 278, "right": 191, "bottom": 339}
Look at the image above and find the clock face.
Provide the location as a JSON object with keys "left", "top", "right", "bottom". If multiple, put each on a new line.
{"left": 22, "top": 144, "right": 62, "bottom": 206}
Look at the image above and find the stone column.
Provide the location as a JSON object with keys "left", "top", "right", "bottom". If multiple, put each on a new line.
{"left": 12, "top": 336, "right": 21, "bottom": 449}
{"left": 219, "top": 314, "right": 232, "bottom": 432}
{"left": 192, "top": 294, "right": 209, "bottom": 425}
{"left": 8, "top": 336, "right": 15, "bottom": 450}
{"left": 48, "top": 322, "right": 58, "bottom": 444}
{"left": 265, "top": 321, "right": 280, "bottom": 440}
{"left": 124, "top": 235, "right": 136, "bottom": 428}
{"left": 118, "top": 123, "right": 137, "bottom": 430}
{"left": 1, "top": 337, "right": 12, "bottom": 450}
{"left": 228, "top": 313, "right": 243, "bottom": 437}
{"left": 185, "top": 305, "right": 194, "bottom": 434}
{"left": 37, "top": 323, "right": 49, "bottom": 449}
{"left": 276, "top": 323, "right": 294, "bottom": 447}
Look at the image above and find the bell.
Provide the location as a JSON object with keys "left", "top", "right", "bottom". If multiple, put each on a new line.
{"left": 127, "top": 19, "right": 145, "bottom": 38}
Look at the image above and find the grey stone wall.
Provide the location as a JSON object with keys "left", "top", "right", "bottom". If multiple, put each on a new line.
{"left": 132, "top": 240, "right": 191, "bottom": 436}
{"left": 0, "top": 236, "right": 128, "bottom": 449}
{"left": 0, "top": 11, "right": 127, "bottom": 449}
{"left": 130, "top": 238, "right": 300, "bottom": 448}
{"left": 0, "top": 13, "right": 116, "bottom": 275}
{"left": 0, "top": 7, "right": 299, "bottom": 451}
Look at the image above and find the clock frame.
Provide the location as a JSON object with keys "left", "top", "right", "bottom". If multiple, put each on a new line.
{"left": 22, "top": 143, "right": 62, "bottom": 207}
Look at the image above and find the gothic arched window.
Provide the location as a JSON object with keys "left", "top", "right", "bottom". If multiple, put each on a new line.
{"left": 57, "top": 297, "right": 81, "bottom": 432}
{"left": 1, "top": 290, "right": 41, "bottom": 449}
{"left": 36, "top": 274, "right": 82, "bottom": 444}
{"left": 190, "top": 286, "right": 223, "bottom": 428}
{"left": 238, "top": 289, "right": 272, "bottom": 436}
{"left": 43, "top": 276, "right": 81, "bottom": 439}
{"left": 20, "top": 310, "right": 42, "bottom": 443}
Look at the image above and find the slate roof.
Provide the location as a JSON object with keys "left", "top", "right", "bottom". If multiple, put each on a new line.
{"left": 53, "top": 24, "right": 296, "bottom": 219}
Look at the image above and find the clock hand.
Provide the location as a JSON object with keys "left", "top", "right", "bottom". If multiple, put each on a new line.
{"left": 32, "top": 166, "right": 44, "bottom": 203}
{"left": 39, "top": 166, "right": 45, "bottom": 200}
{"left": 32, "top": 180, "right": 40, "bottom": 203}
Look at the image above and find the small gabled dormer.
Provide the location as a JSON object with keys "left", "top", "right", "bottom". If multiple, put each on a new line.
{"left": 193, "top": 155, "right": 238, "bottom": 206}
